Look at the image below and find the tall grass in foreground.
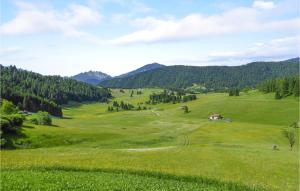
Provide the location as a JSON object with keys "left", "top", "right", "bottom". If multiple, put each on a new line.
{"left": 1, "top": 167, "right": 268, "bottom": 191}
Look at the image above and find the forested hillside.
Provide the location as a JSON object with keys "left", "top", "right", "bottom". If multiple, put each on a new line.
{"left": 100, "top": 58, "right": 299, "bottom": 90}
{"left": 257, "top": 75, "right": 299, "bottom": 99}
{"left": 0, "top": 65, "right": 112, "bottom": 116}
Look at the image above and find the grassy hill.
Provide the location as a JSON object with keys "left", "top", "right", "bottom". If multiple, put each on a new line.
{"left": 1, "top": 89, "right": 298, "bottom": 191}
{"left": 100, "top": 58, "right": 299, "bottom": 89}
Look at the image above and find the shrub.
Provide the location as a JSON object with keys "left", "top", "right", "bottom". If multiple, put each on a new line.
{"left": 1, "top": 99, "right": 17, "bottom": 114}
{"left": 0, "top": 114, "right": 23, "bottom": 133}
{"left": 7, "top": 114, "right": 24, "bottom": 126}
{"left": 0, "top": 117, "right": 12, "bottom": 133}
{"left": 0, "top": 137, "right": 7, "bottom": 147}
{"left": 29, "top": 111, "right": 52, "bottom": 125}
{"left": 29, "top": 118, "right": 39, "bottom": 125}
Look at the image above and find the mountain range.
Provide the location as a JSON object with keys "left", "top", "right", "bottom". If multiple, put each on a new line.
{"left": 99, "top": 58, "right": 299, "bottom": 90}
{"left": 115, "top": 63, "right": 165, "bottom": 78}
{"left": 71, "top": 63, "right": 164, "bottom": 85}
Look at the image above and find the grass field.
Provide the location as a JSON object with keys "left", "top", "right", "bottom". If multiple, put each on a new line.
{"left": 1, "top": 89, "right": 299, "bottom": 191}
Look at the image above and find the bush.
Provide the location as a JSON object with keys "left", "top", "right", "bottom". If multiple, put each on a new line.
{"left": 7, "top": 114, "right": 24, "bottom": 126}
{"left": 0, "top": 100, "right": 23, "bottom": 136}
{"left": 0, "top": 117, "right": 12, "bottom": 133}
{"left": 0, "top": 114, "right": 23, "bottom": 133}
{"left": 29, "top": 118, "right": 39, "bottom": 125}
{"left": 29, "top": 111, "right": 52, "bottom": 125}
{"left": 1, "top": 99, "right": 17, "bottom": 114}
{"left": 0, "top": 137, "right": 7, "bottom": 147}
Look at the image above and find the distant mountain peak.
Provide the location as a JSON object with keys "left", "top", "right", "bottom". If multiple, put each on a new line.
{"left": 71, "top": 71, "right": 111, "bottom": 85}
{"left": 117, "top": 63, "right": 165, "bottom": 78}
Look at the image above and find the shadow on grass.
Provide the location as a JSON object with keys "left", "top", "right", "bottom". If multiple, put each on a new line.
{"left": 50, "top": 124, "right": 60, "bottom": 127}
{"left": 5, "top": 166, "right": 268, "bottom": 191}
{"left": 61, "top": 116, "right": 72, "bottom": 119}
{"left": 22, "top": 125, "right": 34, "bottom": 129}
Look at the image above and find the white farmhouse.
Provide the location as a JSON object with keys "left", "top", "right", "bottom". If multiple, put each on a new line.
{"left": 209, "top": 114, "right": 223, "bottom": 120}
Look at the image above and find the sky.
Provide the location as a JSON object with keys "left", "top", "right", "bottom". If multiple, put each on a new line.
{"left": 0, "top": 0, "right": 299, "bottom": 76}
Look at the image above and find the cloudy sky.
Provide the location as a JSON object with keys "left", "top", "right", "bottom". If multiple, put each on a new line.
{"left": 1, "top": 0, "right": 299, "bottom": 76}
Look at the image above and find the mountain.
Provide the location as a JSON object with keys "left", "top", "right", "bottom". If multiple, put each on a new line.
{"left": 116, "top": 63, "right": 165, "bottom": 78}
{"left": 1, "top": 65, "right": 112, "bottom": 116}
{"left": 99, "top": 58, "right": 299, "bottom": 90}
{"left": 71, "top": 71, "right": 112, "bottom": 85}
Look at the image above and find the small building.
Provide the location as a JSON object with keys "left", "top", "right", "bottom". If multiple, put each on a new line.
{"left": 209, "top": 114, "right": 223, "bottom": 120}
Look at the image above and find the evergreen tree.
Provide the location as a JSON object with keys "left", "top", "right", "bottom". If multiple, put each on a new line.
{"left": 293, "top": 79, "right": 299, "bottom": 97}
{"left": 257, "top": 76, "right": 299, "bottom": 99}
{"left": 282, "top": 79, "right": 289, "bottom": 97}
{"left": 275, "top": 90, "right": 282, "bottom": 99}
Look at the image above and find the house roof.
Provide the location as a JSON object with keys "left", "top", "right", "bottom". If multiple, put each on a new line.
{"left": 210, "top": 114, "right": 222, "bottom": 117}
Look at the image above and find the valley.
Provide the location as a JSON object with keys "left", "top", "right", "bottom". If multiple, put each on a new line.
{"left": 2, "top": 1, "right": 300, "bottom": 189}
{"left": 1, "top": 89, "right": 298, "bottom": 191}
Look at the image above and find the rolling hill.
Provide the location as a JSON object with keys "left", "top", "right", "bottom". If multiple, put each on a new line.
{"left": 71, "top": 71, "right": 112, "bottom": 85}
{"left": 99, "top": 58, "right": 299, "bottom": 90}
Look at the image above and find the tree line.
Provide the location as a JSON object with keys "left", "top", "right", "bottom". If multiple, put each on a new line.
{"left": 147, "top": 90, "right": 197, "bottom": 104}
{"left": 228, "top": 89, "right": 240, "bottom": 96}
{"left": 1, "top": 65, "right": 112, "bottom": 116}
{"left": 257, "top": 76, "right": 299, "bottom": 99}
{"left": 108, "top": 101, "right": 135, "bottom": 112}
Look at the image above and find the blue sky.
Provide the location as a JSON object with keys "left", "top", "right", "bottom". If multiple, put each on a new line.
{"left": 0, "top": 0, "right": 299, "bottom": 76}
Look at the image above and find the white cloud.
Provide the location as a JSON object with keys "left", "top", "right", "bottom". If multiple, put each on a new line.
{"left": 110, "top": 0, "right": 154, "bottom": 24}
{"left": 168, "top": 36, "right": 300, "bottom": 65}
{"left": 253, "top": 1, "right": 275, "bottom": 10}
{"left": 111, "top": 3, "right": 299, "bottom": 45}
{"left": 131, "top": 1, "right": 153, "bottom": 13}
{"left": 0, "top": 46, "right": 23, "bottom": 57}
{"left": 209, "top": 35, "right": 300, "bottom": 61}
{"left": 0, "top": 2, "right": 101, "bottom": 37}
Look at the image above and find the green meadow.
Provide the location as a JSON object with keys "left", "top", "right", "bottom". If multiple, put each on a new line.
{"left": 1, "top": 89, "right": 299, "bottom": 191}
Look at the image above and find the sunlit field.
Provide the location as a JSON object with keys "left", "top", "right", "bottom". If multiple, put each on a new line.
{"left": 1, "top": 89, "right": 299, "bottom": 191}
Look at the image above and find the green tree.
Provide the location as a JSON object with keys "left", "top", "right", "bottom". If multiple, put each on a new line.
{"left": 282, "top": 79, "right": 289, "bottom": 97}
{"left": 293, "top": 78, "right": 299, "bottom": 96}
{"left": 283, "top": 128, "right": 296, "bottom": 151}
{"left": 275, "top": 90, "right": 282, "bottom": 99}
{"left": 1, "top": 99, "right": 17, "bottom": 114}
